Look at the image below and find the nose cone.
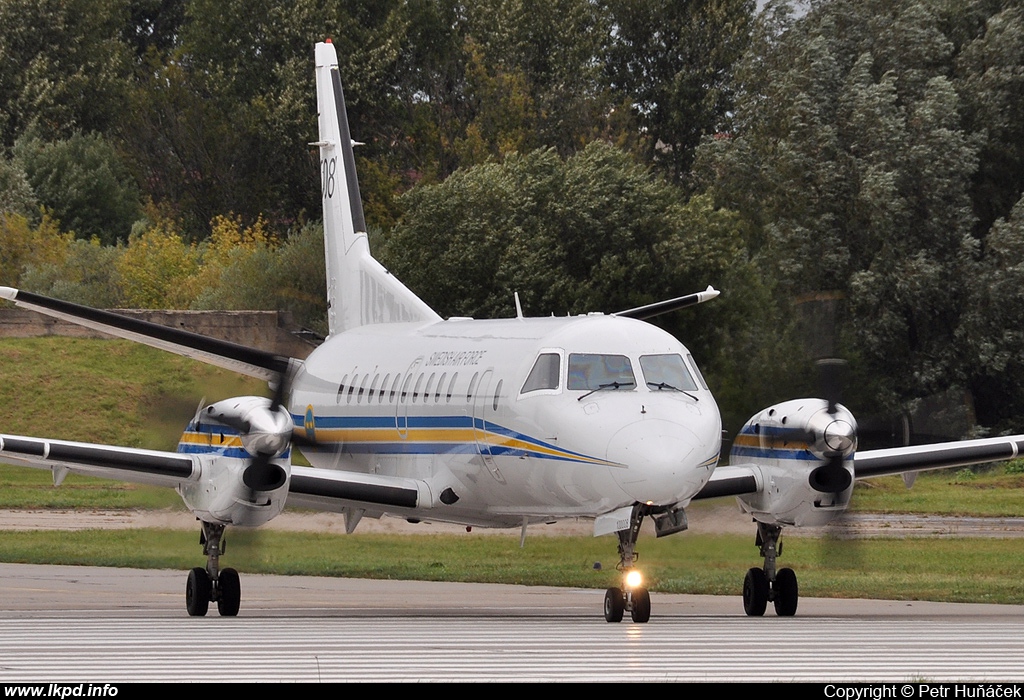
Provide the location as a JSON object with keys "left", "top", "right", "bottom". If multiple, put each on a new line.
{"left": 824, "top": 419, "right": 856, "bottom": 455}
{"left": 241, "top": 405, "right": 294, "bottom": 457}
{"left": 606, "top": 420, "right": 710, "bottom": 503}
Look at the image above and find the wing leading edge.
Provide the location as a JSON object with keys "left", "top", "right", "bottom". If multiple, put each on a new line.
{"left": 0, "top": 432, "right": 430, "bottom": 512}
{"left": 698, "top": 433, "right": 1024, "bottom": 500}
{"left": 0, "top": 433, "right": 199, "bottom": 488}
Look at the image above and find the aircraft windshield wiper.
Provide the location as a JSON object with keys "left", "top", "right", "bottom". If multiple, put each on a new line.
{"left": 647, "top": 381, "right": 699, "bottom": 401}
{"left": 577, "top": 381, "right": 635, "bottom": 402}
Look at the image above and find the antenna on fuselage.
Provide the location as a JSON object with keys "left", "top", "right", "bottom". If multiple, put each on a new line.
{"left": 514, "top": 292, "right": 524, "bottom": 319}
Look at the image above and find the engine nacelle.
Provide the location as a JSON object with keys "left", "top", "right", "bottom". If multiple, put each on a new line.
{"left": 730, "top": 398, "right": 857, "bottom": 527}
{"left": 175, "top": 396, "right": 293, "bottom": 527}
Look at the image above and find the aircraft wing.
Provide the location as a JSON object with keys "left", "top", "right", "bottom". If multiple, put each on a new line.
{"left": 0, "top": 433, "right": 199, "bottom": 488}
{"left": 0, "top": 431, "right": 430, "bottom": 512}
{"left": 698, "top": 433, "right": 1024, "bottom": 500}
{"left": 286, "top": 466, "right": 429, "bottom": 512}
{"left": 0, "top": 286, "right": 298, "bottom": 381}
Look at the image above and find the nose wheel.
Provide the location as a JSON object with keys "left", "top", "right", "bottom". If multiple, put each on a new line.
{"left": 743, "top": 522, "right": 798, "bottom": 616}
{"left": 186, "top": 522, "right": 241, "bottom": 617}
{"left": 604, "top": 504, "right": 652, "bottom": 623}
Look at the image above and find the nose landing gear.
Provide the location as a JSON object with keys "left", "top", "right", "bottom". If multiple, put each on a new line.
{"left": 603, "top": 504, "right": 652, "bottom": 623}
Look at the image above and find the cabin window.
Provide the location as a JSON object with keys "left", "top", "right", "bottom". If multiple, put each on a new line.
{"left": 368, "top": 374, "right": 380, "bottom": 402}
{"left": 493, "top": 380, "right": 503, "bottom": 411}
{"left": 357, "top": 374, "right": 370, "bottom": 403}
{"left": 447, "top": 373, "right": 458, "bottom": 402}
{"left": 389, "top": 374, "right": 401, "bottom": 403}
{"left": 401, "top": 374, "right": 414, "bottom": 402}
{"left": 347, "top": 374, "right": 359, "bottom": 403}
{"left": 379, "top": 374, "right": 390, "bottom": 403}
{"left": 567, "top": 354, "right": 635, "bottom": 391}
{"left": 412, "top": 373, "right": 425, "bottom": 402}
{"left": 424, "top": 373, "right": 436, "bottom": 403}
{"left": 436, "top": 373, "right": 446, "bottom": 403}
{"left": 640, "top": 354, "right": 698, "bottom": 392}
{"left": 467, "top": 372, "right": 479, "bottom": 401}
{"left": 521, "top": 353, "right": 561, "bottom": 393}
{"left": 337, "top": 374, "right": 349, "bottom": 404}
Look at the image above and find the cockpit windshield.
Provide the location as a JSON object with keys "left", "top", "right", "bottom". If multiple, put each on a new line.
{"left": 567, "top": 354, "right": 636, "bottom": 391}
{"left": 640, "top": 354, "right": 699, "bottom": 392}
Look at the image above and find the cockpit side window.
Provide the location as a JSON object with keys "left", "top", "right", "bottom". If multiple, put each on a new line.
{"left": 567, "top": 354, "right": 636, "bottom": 391}
{"left": 521, "top": 353, "right": 561, "bottom": 394}
{"left": 686, "top": 353, "right": 709, "bottom": 390}
{"left": 640, "top": 354, "right": 698, "bottom": 391}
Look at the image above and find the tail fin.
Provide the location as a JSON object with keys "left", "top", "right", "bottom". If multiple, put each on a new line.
{"left": 314, "top": 40, "right": 440, "bottom": 336}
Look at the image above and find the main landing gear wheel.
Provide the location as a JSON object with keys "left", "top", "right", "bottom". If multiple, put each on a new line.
{"left": 743, "top": 567, "right": 768, "bottom": 617}
{"left": 217, "top": 567, "right": 241, "bottom": 617}
{"left": 186, "top": 567, "right": 211, "bottom": 617}
{"left": 186, "top": 522, "right": 241, "bottom": 617}
{"left": 604, "top": 587, "right": 624, "bottom": 623}
{"left": 743, "top": 522, "right": 800, "bottom": 617}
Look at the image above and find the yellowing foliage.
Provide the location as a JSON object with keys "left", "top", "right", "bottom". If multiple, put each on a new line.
{"left": 112, "top": 211, "right": 277, "bottom": 309}
{"left": 115, "top": 218, "right": 200, "bottom": 309}
{"left": 205, "top": 214, "right": 275, "bottom": 267}
{"left": 0, "top": 212, "right": 72, "bottom": 286}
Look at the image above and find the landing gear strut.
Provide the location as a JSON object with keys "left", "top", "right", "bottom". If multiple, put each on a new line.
{"left": 743, "top": 522, "right": 798, "bottom": 617}
{"left": 186, "top": 521, "right": 241, "bottom": 617}
{"left": 604, "top": 504, "right": 651, "bottom": 624}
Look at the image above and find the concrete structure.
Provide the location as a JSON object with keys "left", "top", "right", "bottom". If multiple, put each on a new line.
{"left": 0, "top": 307, "right": 318, "bottom": 359}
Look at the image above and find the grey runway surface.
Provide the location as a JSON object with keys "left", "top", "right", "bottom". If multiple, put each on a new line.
{"left": 0, "top": 563, "right": 1023, "bottom": 682}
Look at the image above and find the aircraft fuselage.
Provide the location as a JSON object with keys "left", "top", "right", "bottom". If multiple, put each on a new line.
{"left": 290, "top": 313, "right": 722, "bottom": 528}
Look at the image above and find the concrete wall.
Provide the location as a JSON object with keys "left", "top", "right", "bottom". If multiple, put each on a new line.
{"left": 0, "top": 308, "right": 317, "bottom": 359}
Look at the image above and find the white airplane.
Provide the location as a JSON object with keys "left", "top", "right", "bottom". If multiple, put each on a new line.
{"left": 2, "top": 40, "right": 1022, "bottom": 622}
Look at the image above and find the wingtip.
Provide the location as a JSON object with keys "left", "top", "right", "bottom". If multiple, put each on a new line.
{"left": 0, "top": 286, "right": 17, "bottom": 301}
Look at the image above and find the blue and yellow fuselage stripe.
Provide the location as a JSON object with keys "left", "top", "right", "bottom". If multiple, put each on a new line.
{"left": 176, "top": 422, "right": 291, "bottom": 460}
{"left": 293, "top": 413, "right": 622, "bottom": 467}
{"left": 730, "top": 424, "right": 820, "bottom": 462}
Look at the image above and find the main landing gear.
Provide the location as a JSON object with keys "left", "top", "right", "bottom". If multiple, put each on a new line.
{"left": 743, "top": 522, "right": 798, "bottom": 617}
{"left": 604, "top": 504, "right": 651, "bottom": 624}
{"left": 186, "top": 522, "right": 241, "bottom": 617}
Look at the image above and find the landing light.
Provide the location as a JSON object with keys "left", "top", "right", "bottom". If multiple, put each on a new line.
{"left": 625, "top": 570, "right": 643, "bottom": 589}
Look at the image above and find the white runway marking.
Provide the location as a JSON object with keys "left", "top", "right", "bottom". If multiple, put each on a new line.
{"left": 1, "top": 617, "right": 1023, "bottom": 682}
{"left": 0, "top": 564, "right": 1021, "bottom": 682}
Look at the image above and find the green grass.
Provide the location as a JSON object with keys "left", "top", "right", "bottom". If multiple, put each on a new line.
{"left": 0, "top": 336, "right": 267, "bottom": 508}
{"left": 0, "top": 336, "right": 268, "bottom": 449}
{"left": 1, "top": 336, "right": 1023, "bottom": 605}
{"left": 850, "top": 465, "right": 1024, "bottom": 517}
{"left": 0, "top": 528, "right": 1019, "bottom": 604}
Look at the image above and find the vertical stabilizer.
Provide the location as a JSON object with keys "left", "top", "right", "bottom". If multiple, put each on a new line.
{"left": 314, "top": 41, "right": 440, "bottom": 336}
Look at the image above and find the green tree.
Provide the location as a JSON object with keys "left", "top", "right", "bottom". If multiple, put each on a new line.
{"left": 604, "top": 0, "right": 756, "bottom": 183}
{"left": 954, "top": 4, "right": 1024, "bottom": 236}
{"left": 0, "top": 0, "right": 133, "bottom": 145}
{"left": 696, "top": 0, "right": 981, "bottom": 412}
{"left": 14, "top": 132, "right": 142, "bottom": 244}
{"left": 20, "top": 238, "right": 124, "bottom": 309}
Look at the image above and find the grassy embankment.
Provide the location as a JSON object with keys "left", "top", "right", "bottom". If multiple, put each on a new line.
{"left": 0, "top": 337, "right": 1021, "bottom": 604}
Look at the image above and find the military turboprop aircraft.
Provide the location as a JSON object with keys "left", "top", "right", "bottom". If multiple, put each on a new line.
{"left": 2, "top": 40, "right": 1023, "bottom": 622}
